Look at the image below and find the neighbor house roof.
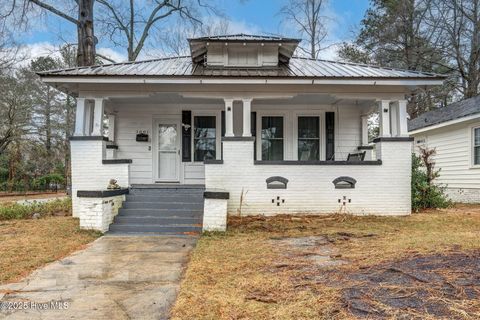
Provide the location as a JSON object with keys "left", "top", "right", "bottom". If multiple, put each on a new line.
{"left": 38, "top": 56, "right": 446, "bottom": 80}
{"left": 408, "top": 95, "right": 480, "bottom": 132}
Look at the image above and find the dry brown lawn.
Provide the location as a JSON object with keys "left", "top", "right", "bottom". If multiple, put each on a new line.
{"left": 0, "top": 216, "right": 101, "bottom": 284}
{"left": 172, "top": 205, "right": 480, "bottom": 319}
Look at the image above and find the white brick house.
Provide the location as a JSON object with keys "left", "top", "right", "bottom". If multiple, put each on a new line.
{"left": 39, "top": 34, "right": 446, "bottom": 232}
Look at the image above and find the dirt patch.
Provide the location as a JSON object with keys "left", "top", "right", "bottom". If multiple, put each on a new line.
{"left": 270, "top": 235, "right": 348, "bottom": 268}
{"left": 324, "top": 251, "right": 480, "bottom": 318}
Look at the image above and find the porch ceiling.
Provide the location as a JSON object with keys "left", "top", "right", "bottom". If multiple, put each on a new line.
{"left": 107, "top": 92, "right": 375, "bottom": 107}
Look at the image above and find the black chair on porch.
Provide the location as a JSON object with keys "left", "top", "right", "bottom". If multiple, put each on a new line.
{"left": 347, "top": 151, "right": 366, "bottom": 161}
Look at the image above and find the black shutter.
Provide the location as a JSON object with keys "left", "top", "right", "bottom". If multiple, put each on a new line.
{"left": 221, "top": 111, "right": 225, "bottom": 160}
{"left": 251, "top": 111, "right": 257, "bottom": 160}
{"left": 221, "top": 111, "right": 225, "bottom": 137}
{"left": 325, "top": 112, "right": 335, "bottom": 161}
{"left": 182, "top": 110, "right": 191, "bottom": 162}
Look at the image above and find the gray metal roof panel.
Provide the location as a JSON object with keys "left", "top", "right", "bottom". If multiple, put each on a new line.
{"left": 408, "top": 95, "right": 480, "bottom": 131}
{"left": 38, "top": 56, "right": 446, "bottom": 79}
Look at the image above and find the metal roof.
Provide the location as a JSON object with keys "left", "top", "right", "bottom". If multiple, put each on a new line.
{"left": 188, "top": 33, "right": 301, "bottom": 42}
{"left": 408, "top": 95, "right": 480, "bottom": 131}
{"left": 39, "top": 56, "right": 446, "bottom": 79}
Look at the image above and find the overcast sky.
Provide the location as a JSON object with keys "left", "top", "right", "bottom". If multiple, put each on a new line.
{"left": 18, "top": 0, "right": 369, "bottom": 63}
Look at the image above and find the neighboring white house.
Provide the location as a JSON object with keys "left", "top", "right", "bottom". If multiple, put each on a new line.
{"left": 38, "top": 34, "right": 446, "bottom": 232}
{"left": 409, "top": 96, "right": 480, "bottom": 203}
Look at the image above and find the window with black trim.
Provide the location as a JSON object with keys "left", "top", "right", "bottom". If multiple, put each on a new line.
{"left": 474, "top": 127, "right": 480, "bottom": 165}
{"left": 298, "top": 116, "right": 320, "bottom": 160}
{"left": 261, "top": 116, "right": 284, "bottom": 160}
{"left": 194, "top": 116, "right": 216, "bottom": 161}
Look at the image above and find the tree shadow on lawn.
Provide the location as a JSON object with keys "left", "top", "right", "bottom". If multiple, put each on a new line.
{"left": 318, "top": 251, "right": 480, "bottom": 318}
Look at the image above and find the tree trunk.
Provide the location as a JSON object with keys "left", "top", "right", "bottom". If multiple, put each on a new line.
{"left": 77, "top": 0, "right": 96, "bottom": 66}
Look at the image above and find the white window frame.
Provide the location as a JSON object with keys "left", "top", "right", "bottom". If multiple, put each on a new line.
{"left": 256, "top": 113, "right": 287, "bottom": 161}
{"left": 472, "top": 125, "right": 480, "bottom": 168}
{"left": 191, "top": 110, "right": 222, "bottom": 163}
{"left": 293, "top": 111, "right": 325, "bottom": 161}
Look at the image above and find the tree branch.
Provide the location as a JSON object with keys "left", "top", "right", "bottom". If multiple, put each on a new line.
{"left": 28, "top": 0, "right": 78, "bottom": 25}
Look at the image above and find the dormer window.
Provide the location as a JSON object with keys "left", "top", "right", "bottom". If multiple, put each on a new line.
{"left": 227, "top": 45, "right": 258, "bottom": 67}
{"left": 188, "top": 34, "right": 300, "bottom": 67}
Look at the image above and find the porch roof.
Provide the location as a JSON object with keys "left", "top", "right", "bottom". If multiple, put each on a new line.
{"left": 38, "top": 56, "right": 446, "bottom": 81}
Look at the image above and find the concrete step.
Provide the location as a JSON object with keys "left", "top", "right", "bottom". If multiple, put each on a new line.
{"left": 108, "top": 224, "right": 202, "bottom": 234}
{"left": 128, "top": 189, "right": 204, "bottom": 196}
{"left": 118, "top": 208, "right": 203, "bottom": 217}
{"left": 122, "top": 201, "right": 203, "bottom": 210}
{"left": 114, "top": 216, "right": 202, "bottom": 225}
{"left": 125, "top": 195, "right": 203, "bottom": 201}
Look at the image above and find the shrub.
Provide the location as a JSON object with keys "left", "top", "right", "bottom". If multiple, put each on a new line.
{"left": 0, "top": 198, "right": 72, "bottom": 220}
{"left": 411, "top": 148, "right": 451, "bottom": 211}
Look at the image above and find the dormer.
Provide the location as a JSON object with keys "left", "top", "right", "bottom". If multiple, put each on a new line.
{"left": 188, "top": 34, "right": 301, "bottom": 67}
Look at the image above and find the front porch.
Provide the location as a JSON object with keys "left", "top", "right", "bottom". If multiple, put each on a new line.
{"left": 72, "top": 92, "right": 409, "bottom": 184}
{"left": 69, "top": 90, "right": 413, "bottom": 229}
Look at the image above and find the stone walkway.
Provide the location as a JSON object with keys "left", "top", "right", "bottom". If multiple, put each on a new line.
{"left": 0, "top": 236, "right": 197, "bottom": 320}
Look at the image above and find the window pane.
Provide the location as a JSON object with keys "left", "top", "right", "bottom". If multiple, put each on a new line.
{"left": 298, "top": 117, "right": 319, "bottom": 138}
{"left": 194, "top": 116, "right": 216, "bottom": 138}
{"left": 262, "top": 139, "right": 283, "bottom": 161}
{"left": 475, "top": 146, "right": 480, "bottom": 165}
{"left": 475, "top": 128, "right": 480, "bottom": 146}
{"left": 194, "top": 116, "right": 216, "bottom": 161}
{"left": 194, "top": 138, "right": 216, "bottom": 161}
{"left": 298, "top": 139, "right": 319, "bottom": 161}
{"left": 262, "top": 117, "right": 283, "bottom": 139}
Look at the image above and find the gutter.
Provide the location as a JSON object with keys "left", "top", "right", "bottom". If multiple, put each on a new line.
{"left": 40, "top": 76, "right": 446, "bottom": 87}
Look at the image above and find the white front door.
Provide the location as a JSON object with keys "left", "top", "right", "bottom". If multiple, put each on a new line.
{"left": 156, "top": 121, "right": 180, "bottom": 182}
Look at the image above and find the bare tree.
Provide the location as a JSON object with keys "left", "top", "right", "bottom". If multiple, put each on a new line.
{"left": 157, "top": 16, "right": 230, "bottom": 57}
{"left": 429, "top": 0, "right": 480, "bottom": 99}
{"left": 0, "top": 71, "right": 34, "bottom": 153}
{"left": 0, "top": 0, "right": 95, "bottom": 66}
{"left": 279, "top": 0, "right": 330, "bottom": 59}
{"left": 95, "top": 0, "right": 216, "bottom": 61}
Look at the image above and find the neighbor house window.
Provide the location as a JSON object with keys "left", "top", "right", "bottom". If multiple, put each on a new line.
{"left": 298, "top": 116, "right": 320, "bottom": 160}
{"left": 194, "top": 116, "right": 216, "bottom": 161}
{"left": 261, "top": 116, "right": 284, "bottom": 160}
{"left": 474, "top": 127, "right": 480, "bottom": 165}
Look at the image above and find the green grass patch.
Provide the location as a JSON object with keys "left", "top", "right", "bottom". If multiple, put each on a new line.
{"left": 0, "top": 198, "right": 71, "bottom": 220}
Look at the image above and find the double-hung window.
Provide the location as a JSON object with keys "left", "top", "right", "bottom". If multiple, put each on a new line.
{"left": 474, "top": 127, "right": 480, "bottom": 166}
{"left": 261, "top": 116, "right": 284, "bottom": 160}
{"left": 298, "top": 116, "right": 320, "bottom": 161}
{"left": 194, "top": 116, "right": 216, "bottom": 161}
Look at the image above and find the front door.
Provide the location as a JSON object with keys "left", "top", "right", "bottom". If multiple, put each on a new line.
{"left": 156, "top": 120, "right": 180, "bottom": 182}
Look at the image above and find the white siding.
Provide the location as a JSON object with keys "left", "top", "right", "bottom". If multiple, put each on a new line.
{"left": 113, "top": 102, "right": 363, "bottom": 184}
{"left": 412, "top": 120, "right": 480, "bottom": 202}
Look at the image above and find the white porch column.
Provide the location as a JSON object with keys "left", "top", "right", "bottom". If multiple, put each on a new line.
{"left": 242, "top": 98, "right": 252, "bottom": 137}
{"left": 92, "top": 98, "right": 104, "bottom": 136}
{"left": 83, "top": 100, "right": 93, "bottom": 135}
{"left": 397, "top": 99, "right": 409, "bottom": 136}
{"left": 390, "top": 102, "right": 399, "bottom": 136}
{"left": 378, "top": 100, "right": 391, "bottom": 137}
{"left": 361, "top": 115, "right": 369, "bottom": 145}
{"left": 74, "top": 98, "right": 86, "bottom": 136}
{"left": 224, "top": 98, "right": 234, "bottom": 137}
{"left": 107, "top": 114, "right": 116, "bottom": 141}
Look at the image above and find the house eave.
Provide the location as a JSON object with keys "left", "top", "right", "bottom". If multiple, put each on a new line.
{"left": 409, "top": 113, "right": 480, "bottom": 135}
{"left": 40, "top": 75, "right": 445, "bottom": 87}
